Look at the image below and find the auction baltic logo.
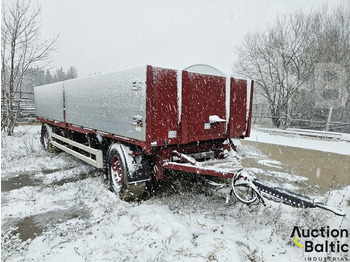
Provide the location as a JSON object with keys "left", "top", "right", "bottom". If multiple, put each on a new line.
{"left": 291, "top": 226, "right": 349, "bottom": 261}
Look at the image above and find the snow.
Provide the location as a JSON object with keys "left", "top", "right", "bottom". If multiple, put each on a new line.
{"left": 34, "top": 82, "right": 64, "bottom": 122}
{"left": 109, "top": 143, "right": 137, "bottom": 175}
{"left": 177, "top": 69, "right": 182, "bottom": 124}
{"left": 246, "top": 129, "right": 350, "bottom": 156}
{"left": 35, "top": 66, "right": 148, "bottom": 141}
{"left": 257, "top": 160, "right": 282, "bottom": 169}
{"left": 261, "top": 171, "right": 308, "bottom": 183}
{"left": 342, "top": 133, "right": 350, "bottom": 142}
{"left": 2, "top": 125, "right": 350, "bottom": 261}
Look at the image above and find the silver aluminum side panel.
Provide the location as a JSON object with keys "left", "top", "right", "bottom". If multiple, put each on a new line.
{"left": 34, "top": 82, "right": 64, "bottom": 122}
{"left": 64, "top": 66, "right": 147, "bottom": 141}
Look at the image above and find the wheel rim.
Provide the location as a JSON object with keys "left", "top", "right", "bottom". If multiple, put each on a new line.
{"left": 43, "top": 130, "right": 49, "bottom": 150}
{"left": 111, "top": 155, "right": 123, "bottom": 191}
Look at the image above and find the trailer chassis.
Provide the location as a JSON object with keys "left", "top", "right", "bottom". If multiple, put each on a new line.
{"left": 163, "top": 151, "right": 345, "bottom": 216}
{"left": 40, "top": 120, "right": 345, "bottom": 216}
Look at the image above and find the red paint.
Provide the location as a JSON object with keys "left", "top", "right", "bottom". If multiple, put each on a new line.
{"left": 153, "top": 149, "right": 169, "bottom": 179}
{"left": 181, "top": 71, "right": 226, "bottom": 144}
{"left": 37, "top": 117, "right": 67, "bottom": 129}
{"left": 151, "top": 138, "right": 226, "bottom": 179}
{"left": 63, "top": 85, "right": 66, "bottom": 123}
{"left": 110, "top": 155, "right": 123, "bottom": 188}
{"left": 37, "top": 65, "right": 254, "bottom": 181}
{"left": 146, "top": 66, "right": 179, "bottom": 146}
{"left": 37, "top": 117, "right": 150, "bottom": 150}
{"left": 245, "top": 80, "right": 254, "bottom": 137}
{"left": 229, "top": 78, "right": 247, "bottom": 138}
{"left": 163, "top": 162, "right": 234, "bottom": 179}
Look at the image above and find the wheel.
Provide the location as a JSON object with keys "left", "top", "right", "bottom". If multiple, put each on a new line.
{"left": 40, "top": 124, "right": 54, "bottom": 152}
{"left": 107, "top": 144, "right": 146, "bottom": 201}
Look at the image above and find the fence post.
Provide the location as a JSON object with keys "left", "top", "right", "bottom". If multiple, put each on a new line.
{"left": 325, "top": 107, "right": 333, "bottom": 131}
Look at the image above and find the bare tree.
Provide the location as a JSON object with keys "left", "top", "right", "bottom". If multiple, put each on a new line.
{"left": 234, "top": 5, "right": 350, "bottom": 128}
{"left": 234, "top": 11, "right": 317, "bottom": 127}
{"left": 291, "top": 6, "right": 350, "bottom": 131}
{"left": 1, "top": 0, "right": 58, "bottom": 135}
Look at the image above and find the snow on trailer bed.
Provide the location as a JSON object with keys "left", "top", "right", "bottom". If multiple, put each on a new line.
{"left": 35, "top": 66, "right": 148, "bottom": 141}
{"left": 2, "top": 125, "right": 349, "bottom": 262}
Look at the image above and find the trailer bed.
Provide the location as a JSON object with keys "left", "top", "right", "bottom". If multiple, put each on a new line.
{"left": 35, "top": 65, "right": 253, "bottom": 151}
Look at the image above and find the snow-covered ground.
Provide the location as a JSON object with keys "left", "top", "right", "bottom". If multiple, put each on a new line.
{"left": 1, "top": 125, "right": 349, "bottom": 261}
{"left": 246, "top": 129, "right": 350, "bottom": 156}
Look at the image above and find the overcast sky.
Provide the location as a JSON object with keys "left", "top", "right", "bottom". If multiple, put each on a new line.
{"left": 21, "top": 0, "right": 348, "bottom": 76}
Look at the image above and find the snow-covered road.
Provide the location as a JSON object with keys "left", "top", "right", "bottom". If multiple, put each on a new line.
{"left": 1, "top": 125, "right": 349, "bottom": 261}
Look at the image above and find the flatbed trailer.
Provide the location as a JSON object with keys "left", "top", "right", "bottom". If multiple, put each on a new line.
{"left": 34, "top": 65, "right": 345, "bottom": 216}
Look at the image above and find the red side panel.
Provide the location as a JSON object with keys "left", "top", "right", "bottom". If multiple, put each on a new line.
{"left": 181, "top": 71, "right": 226, "bottom": 143}
{"left": 146, "top": 66, "right": 179, "bottom": 146}
{"left": 229, "top": 78, "right": 247, "bottom": 137}
{"left": 245, "top": 80, "right": 254, "bottom": 137}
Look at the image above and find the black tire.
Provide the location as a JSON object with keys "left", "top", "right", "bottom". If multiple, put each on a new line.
{"left": 107, "top": 144, "right": 145, "bottom": 201}
{"left": 40, "top": 124, "right": 54, "bottom": 152}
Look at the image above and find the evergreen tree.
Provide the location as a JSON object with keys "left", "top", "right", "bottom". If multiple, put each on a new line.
{"left": 66, "top": 66, "right": 78, "bottom": 80}
{"left": 54, "top": 67, "right": 65, "bottom": 82}
{"left": 44, "top": 70, "right": 53, "bottom": 84}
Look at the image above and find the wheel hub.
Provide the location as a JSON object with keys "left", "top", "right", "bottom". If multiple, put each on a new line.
{"left": 43, "top": 131, "right": 49, "bottom": 149}
{"left": 111, "top": 155, "right": 123, "bottom": 190}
